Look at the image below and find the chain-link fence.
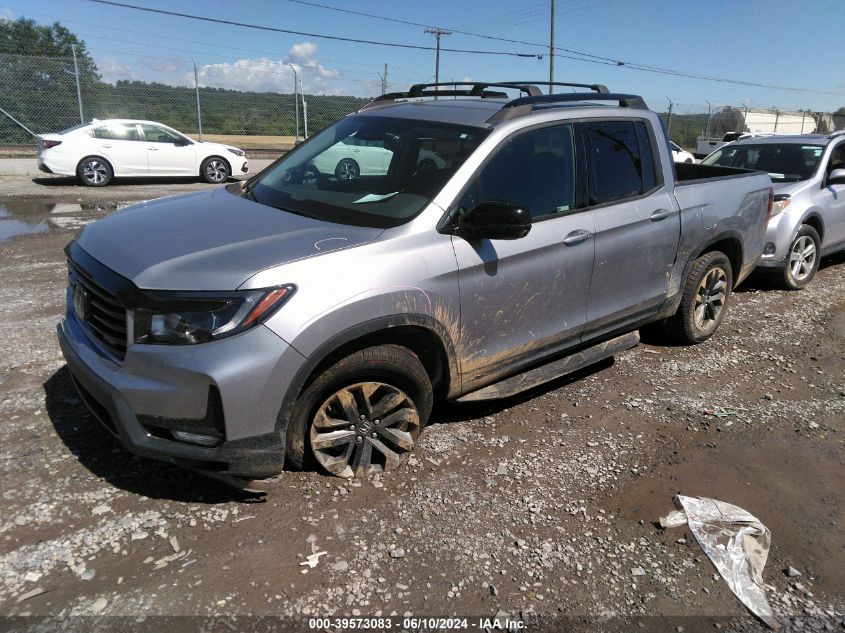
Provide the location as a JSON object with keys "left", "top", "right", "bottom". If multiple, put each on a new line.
{"left": 2, "top": 52, "right": 844, "bottom": 153}
{"left": 0, "top": 52, "right": 368, "bottom": 152}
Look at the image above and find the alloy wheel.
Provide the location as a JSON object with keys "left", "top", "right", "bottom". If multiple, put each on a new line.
{"left": 693, "top": 267, "right": 728, "bottom": 331}
{"left": 309, "top": 382, "right": 420, "bottom": 478}
{"left": 82, "top": 161, "right": 108, "bottom": 185}
{"left": 788, "top": 235, "right": 817, "bottom": 282}
{"left": 206, "top": 160, "right": 228, "bottom": 183}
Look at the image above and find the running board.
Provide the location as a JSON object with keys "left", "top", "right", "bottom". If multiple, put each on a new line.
{"left": 456, "top": 331, "right": 640, "bottom": 402}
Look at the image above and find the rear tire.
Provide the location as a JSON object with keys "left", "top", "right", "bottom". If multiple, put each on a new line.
{"left": 76, "top": 157, "right": 113, "bottom": 187}
{"left": 779, "top": 225, "right": 820, "bottom": 290}
{"left": 285, "top": 345, "right": 432, "bottom": 478}
{"left": 667, "top": 251, "right": 733, "bottom": 344}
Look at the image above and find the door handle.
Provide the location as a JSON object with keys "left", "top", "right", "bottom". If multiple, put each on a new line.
{"left": 563, "top": 229, "right": 593, "bottom": 246}
{"left": 148, "top": 147, "right": 159, "bottom": 151}
{"left": 650, "top": 208, "right": 672, "bottom": 221}
{"left": 100, "top": 144, "right": 112, "bottom": 148}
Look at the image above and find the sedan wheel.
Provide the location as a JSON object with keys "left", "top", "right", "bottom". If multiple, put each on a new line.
{"left": 201, "top": 157, "right": 230, "bottom": 184}
{"left": 334, "top": 158, "right": 359, "bottom": 180}
{"left": 77, "top": 158, "right": 112, "bottom": 187}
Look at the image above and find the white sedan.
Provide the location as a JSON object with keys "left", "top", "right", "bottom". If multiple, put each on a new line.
{"left": 310, "top": 136, "right": 445, "bottom": 179}
{"left": 37, "top": 119, "right": 248, "bottom": 187}
{"left": 670, "top": 141, "right": 696, "bottom": 163}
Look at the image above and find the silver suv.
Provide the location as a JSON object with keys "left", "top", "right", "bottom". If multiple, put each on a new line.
{"left": 58, "top": 82, "right": 771, "bottom": 487}
{"left": 702, "top": 132, "right": 845, "bottom": 288}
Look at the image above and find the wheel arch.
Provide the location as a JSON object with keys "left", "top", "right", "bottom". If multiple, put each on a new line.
{"left": 680, "top": 231, "right": 744, "bottom": 289}
{"left": 274, "top": 313, "right": 460, "bottom": 440}
{"left": 660, "top": 231, "right": 744, "bottom": 319}
{"left": 800, "top": 210, "right": 825, "bottom": 243}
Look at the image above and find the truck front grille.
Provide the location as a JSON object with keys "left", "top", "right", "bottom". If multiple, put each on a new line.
{"left": 68, "top": 261, "right": 128, "bottom": 359}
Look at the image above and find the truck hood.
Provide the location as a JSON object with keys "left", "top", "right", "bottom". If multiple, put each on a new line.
{"left": 74, "top": 187, "right": 382, "bottom": 290}
{"left": 771, "top": 180, "right": 810, "bottom": 195}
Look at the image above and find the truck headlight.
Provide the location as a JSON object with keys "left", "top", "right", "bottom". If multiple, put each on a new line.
{"left": 133, "top": 285, "right": 294, "bottom": 345}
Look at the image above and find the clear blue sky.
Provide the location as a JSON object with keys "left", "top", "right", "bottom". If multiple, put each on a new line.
{"left": 2, "top": 0, "right": 844, "bottom": 113}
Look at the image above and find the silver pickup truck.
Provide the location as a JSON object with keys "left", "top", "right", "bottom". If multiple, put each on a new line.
{"left": 58, "top": 82, "right": 773, "bottom": 486}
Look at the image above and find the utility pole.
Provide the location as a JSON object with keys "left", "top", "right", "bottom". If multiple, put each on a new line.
{"left": 300, "top": 78, "right": 308, "bottom": 139}
{"left": 193, "top": 60, "right": 203, "bottom": 141}
{"left": 549, "top": 0, "right": 555, "bottom": 94}
{"left": 70, "top": 44, "right": 84, "bottom": 124}
{"left": 424, "top": 28, "right": 451, "bottom": 85}
{"left": 378, "top": 63, "right": 388, "bottom": 95}
{"left": 666, "top": 96, "right": 674, "bottom": 137}
{"left": 704, "top": 100, "right": 712, "bottom": 140}
{"left": 287, "top": 63, "right": 300, "bottom": 141}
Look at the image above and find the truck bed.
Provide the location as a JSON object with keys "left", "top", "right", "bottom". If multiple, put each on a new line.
{"left": 674, "top": 161, "right": 759, "bottom": 185}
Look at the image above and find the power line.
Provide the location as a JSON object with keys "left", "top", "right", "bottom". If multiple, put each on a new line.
{"left": 80, "top": 0, "right": 542, "bottom": 58}
{"left": 278, "top": 0, "right": 845, "bottom": 96}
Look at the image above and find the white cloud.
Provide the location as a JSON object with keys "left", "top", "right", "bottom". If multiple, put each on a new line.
{"left": 192, "top": 42, "right": 344, "bottom": 95}
{"left": 0, "top": 8, "right": 13, "bottom": 21}
{"left": 97, "top": 56, "right": 136, "bottom": 83}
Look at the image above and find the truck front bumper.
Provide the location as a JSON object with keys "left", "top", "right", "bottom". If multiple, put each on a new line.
{"left": 57, "top": 306, "right": 306, "bottom": 483}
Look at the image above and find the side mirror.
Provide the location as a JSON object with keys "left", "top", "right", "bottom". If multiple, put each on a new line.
{"left": 457, "top": 201, "right": 531, "bottom": 241}
{"left": 175, "top": 138, "right": 191, "bottom": 147}
{"left": 828, "top": 168, "right": 845, "bottom": 185}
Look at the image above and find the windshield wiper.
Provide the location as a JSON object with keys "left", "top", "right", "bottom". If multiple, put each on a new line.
{"left": 270, "top": 204, "right": 320, "bottom": 220}
{"left": 241, "top": 181, "right": 258, "bottom": 202}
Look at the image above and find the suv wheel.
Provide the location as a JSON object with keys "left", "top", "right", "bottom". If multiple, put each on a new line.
{"left": 780, "top": 225, "right": 820, "bottom": 290}
{"left": 287, "top": 345, "right": 433, "bottom": 478}
{"left": 668, "top": 251, "right": 733, "bottom": 344}
{"left": 77, "top": 157, "right": 113, "bottom": 187}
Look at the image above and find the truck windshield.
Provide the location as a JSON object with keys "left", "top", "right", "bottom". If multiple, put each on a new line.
{"left": 246, "top": 116, "right": 489, "bottom": 228}
{"left": 702, "top": 143, "right": 824, "bottom": 183}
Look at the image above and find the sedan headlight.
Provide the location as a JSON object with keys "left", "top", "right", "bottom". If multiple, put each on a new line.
{"left": 227, "top": 148, "right": 245, "bottom": 157}
{"left": 133, "top": 285, "right": 294, "bottom": 345}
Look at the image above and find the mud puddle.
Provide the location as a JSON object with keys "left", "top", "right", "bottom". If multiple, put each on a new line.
{"left": 0, "top": 200, "right": 129, "bottom": 242}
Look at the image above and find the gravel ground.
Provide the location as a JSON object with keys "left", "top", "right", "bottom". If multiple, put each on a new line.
{"left": 0, "top": 186, "right": 843, "bottom": 633}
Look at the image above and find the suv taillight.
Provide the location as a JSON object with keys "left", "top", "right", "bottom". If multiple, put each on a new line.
{"left": 40, "top": 139, "right": 62, "bottom": 149}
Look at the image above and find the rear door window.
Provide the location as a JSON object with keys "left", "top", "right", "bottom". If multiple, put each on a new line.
{"left": 92, "top": 123, "right": 141, "bottom": 141}
{"left": 584, "top": 120, "right": 656, "bottom": 205}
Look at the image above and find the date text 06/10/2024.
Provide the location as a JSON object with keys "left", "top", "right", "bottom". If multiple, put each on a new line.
{"left": 307, "top": 616, "right": 526, "bottom": 630}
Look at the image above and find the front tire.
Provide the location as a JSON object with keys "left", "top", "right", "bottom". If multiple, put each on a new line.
{"left": 335, "top": 158, "right": 359, "bottom": 180}
{"left": 667, "top": 251, "right": 733, "bottom": 344}
{"left": 779, "top": 225, "right": 820, "bottom": 290}
{"left": 286, "top": 345, "right": 433, "bottom": 478}
{"left": 201, "top": 156, "right": 230, "bottom": 184}
{"left": 76, "top": 157, "right": 113, "bottom": 187}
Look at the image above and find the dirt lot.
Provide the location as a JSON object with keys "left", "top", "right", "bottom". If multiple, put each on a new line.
{"left": 0, "top": 178, "right": 843, "bottom": 632}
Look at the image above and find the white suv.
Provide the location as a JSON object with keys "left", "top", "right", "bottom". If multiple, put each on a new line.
{"left": 37, "top": 119, "right": 248, "bottom": 187}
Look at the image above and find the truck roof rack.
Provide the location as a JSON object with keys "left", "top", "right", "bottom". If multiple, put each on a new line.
{"left": 487, "top": 92, "right": 648, "bottom": 123}
{"left": 500, "top": 81, "right": 609, "bottom": 94}
{"left": 358, "top": 80, "right": 647, "bottom": 123}
{"left": 361, "top": 82, "right": 544, "bottom": 109}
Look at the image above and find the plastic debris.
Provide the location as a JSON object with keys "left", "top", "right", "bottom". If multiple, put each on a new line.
{"left": 661, "top": 495, "right": 777, "bottom": 629}
{"left": 659, "top": 510, "right": 688, "bottom": 529}
{"left": 300, "top": 551, "right": 327, "bottom": 568}
{"left": 703, "top": 407, "right": 737, "bottom": 418}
